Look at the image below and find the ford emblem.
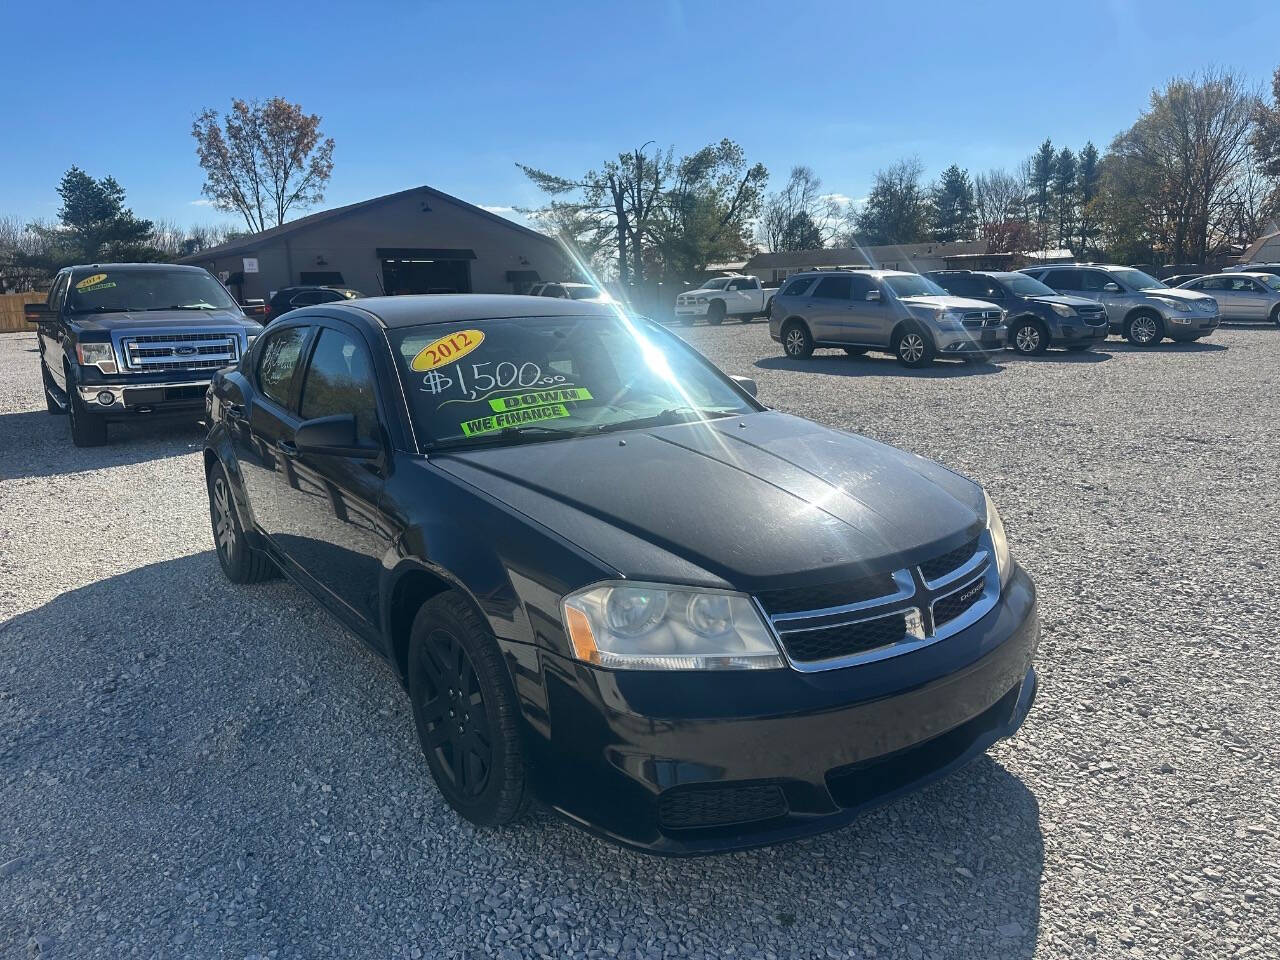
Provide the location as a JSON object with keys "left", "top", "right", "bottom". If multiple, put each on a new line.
{"left": 174, "top": 346, "right": 198, "bottom": 356}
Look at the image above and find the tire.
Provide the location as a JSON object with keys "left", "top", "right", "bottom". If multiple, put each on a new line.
{"left": 706, "top": 301, "right": 726, "bottom": 326}
{"left": 1010, "top": 318, "right": 1049, "bottom": 356}
{"left": 781, "top": 320, "right": 814, "bottom": 358}
{"left": 67, "top": 378, "right": 107, "bottom": 447}
{"left": 1271, "top": 304, "right": 1280, "bottom": 328}
{"left": 843, "top": 346, "right": 868, "bottom": 356}
{"left": 207, "top": 461, "right": 277, "bottom": 584}
{"left": 407, "top": 592, "right": 531, "bottom": 827}
{"left": 42, "top": 366, "right": 66, "bottom": 415}
{"left": 1064, "top": 344, "right": 1094, "bottom": 353}
{"left": 1125, "top": 311, "right": 1163, "bottom": 346}
{"left": 893, "top": 324, "right": 935, "bottom": 368}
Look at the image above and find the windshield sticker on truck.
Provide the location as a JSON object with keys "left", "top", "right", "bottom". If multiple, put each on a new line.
{"left": 75, "top": 274, "right": 116, "bottom": 292}
{"left": 411, "top": 329, "right": 485, "bottom": 372}
{"left": 460, "top": 402, "right": 571, "bottom": 437}
{"left": 488, "top": 387, "right": 592, "bottom": 412}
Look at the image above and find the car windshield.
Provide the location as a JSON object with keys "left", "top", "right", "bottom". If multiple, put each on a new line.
{"left": 67, "top": 269, "right": 238, "bottom": 313}
{"left": 884, "top": 274, "right": 949, "bottom": 298}
{"left": 565, "top": 285, "right": 604, "bottom": 300}
{"left": 1111, "top": 268, "right": 1166, "bottom": 291}
{"left": 1261, "top": 275, "right": 1280, "bottom": 291}
{"left": 1004, "top": 275, "right": 1058, "bottom": 297}
{"left": 700, "top": 278, "right": 729, "bottom": 291}
{"left": 391, "top": 313, "right": 756, "bottom": 449}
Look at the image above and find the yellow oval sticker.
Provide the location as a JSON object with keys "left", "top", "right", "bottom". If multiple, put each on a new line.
{"left": 411, "top": 329, "right": 485, "bottom": 372}
{"left": 75, "top": 273, "right": 109, "bottom": 289}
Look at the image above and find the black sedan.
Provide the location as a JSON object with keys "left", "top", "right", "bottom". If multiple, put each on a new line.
{"left": 203, "top": 295, "right": 1039, "bottom": 854}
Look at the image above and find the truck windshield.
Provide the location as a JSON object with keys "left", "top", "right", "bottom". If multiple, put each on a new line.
{"left": 700, "top": 278, "right": 729, "bottom": 290}
{"left": 884, "top": 274, "right": 949, "bottom": 298}
{"left": 67, "top": 269, "right": 239, "bottom": 313}
{"left": 565, "top": 285, "right": 605, "bottom": 300}
{"left": 391, "top": 313, "right": 756, "bottom": 449}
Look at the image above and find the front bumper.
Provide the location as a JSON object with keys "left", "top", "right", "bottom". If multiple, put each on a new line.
{"left": 674, "top": 302, "right": 710, "bottom": 317}
{"left": 934, "top": 325, "right": 1007, "bottom": 355}
{"left": 527, "top": 564, "right": 1039, "bottom": 855}
{"left": 75, "top": 373, "right": 213, "bottom": 416}
{"left": 1054, "top": 322, "right": 1110, "bottom": 343}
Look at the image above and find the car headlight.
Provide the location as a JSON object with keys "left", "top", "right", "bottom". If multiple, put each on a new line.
{"left": 1050, "top": 303, "right": 1076, "bottom": 318}
{"left": 933, "top": 308, "right": 965, "bottom": 329}
{"left": 695, "top": 296, "right": 708, "bottom": 304}
{"left": 1153, "top": 296, "right": 1191, "bottom": 313}
{"left": 562, "top": 582, "right": 784, "bottom": 670}
{"left": 76, "top": 341, "right": 117, "bottom": 374}
{"left": 983, "top": 489, "right": 1012, "bottom": 588}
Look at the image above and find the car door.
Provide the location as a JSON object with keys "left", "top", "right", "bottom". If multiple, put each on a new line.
{"left": 234, "top": 322, "right": 313, "bottom": 544}
{"left": 39, "top": 272, "right": 72, "bottom": 391}
{"left": 806, "top": 275, "right": 855, "bottom": 341}
{"left": 724, "top": 277, "right": 758, "bottom": 315}
{"left": 273, "top": 321, "right": 393, "bottom": 627}
{"left": 1229, "top": 277, "right": 1270, "bottom": 319}
{"left": 1078, "top": 269, "right": 1127, "bottom": 325}
{"left": 844, "top": 273, "right": 893, "bottom": 345}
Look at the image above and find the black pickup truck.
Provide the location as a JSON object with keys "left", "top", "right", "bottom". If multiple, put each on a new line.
{"left": 25, "top": 263, "right": 262, "bottom": 446}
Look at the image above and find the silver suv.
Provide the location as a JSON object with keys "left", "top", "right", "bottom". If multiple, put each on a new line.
{"left": 768, "top": 270, "right": 1007, "bottom": 368}
{"left": 1019, "top": 264, "right": 1219, "bottom": 345}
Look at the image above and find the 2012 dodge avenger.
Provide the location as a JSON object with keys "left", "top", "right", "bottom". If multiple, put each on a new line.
{"left": 203, "top": 294, "right": 1039, "bottom": 854}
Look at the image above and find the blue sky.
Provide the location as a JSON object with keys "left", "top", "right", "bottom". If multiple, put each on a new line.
{"left": 3, "top": 0, "right": 1278, "bottom": 232}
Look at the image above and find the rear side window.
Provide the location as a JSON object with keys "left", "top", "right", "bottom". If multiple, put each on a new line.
{"left": 257, "top": 326, "right": 310, "bottom": 409}
{"left": 812, "top": 276, "right": 853, "bottom": 299}
{"left": 1042, "top": 269, "right": 1082, "bottom": 290}
{"left": 780, "top": 277, "right": 814, "bottom": 297}
{"left": 299, "top": 328, "right": 380, "bottom": 441}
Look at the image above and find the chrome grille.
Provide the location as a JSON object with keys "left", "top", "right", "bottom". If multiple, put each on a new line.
{"left": 961, "top": 310, "right": 1004, "bottom": 328}
{"left": 1077, "top": 306, "right": 1108, "bottom": 325}
{"left": 120, "top": 331, "right": 239, "bottom": 372}
{"left": 757, "top": 535, "right": 998, "bottom": 671}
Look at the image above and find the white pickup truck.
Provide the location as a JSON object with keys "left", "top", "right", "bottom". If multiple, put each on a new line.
{"left": 674, "top": 274, "right": 772, "bottom": 325}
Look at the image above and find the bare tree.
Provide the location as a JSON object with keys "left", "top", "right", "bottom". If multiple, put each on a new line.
{"left": 974, "top": 168, "right": 1031, "bottom": 253}
{"left": 192, "top": 98, "right": 335, "bottom": 234}
{"left": 757, "top": 166, "right": 842, "bottom": 251}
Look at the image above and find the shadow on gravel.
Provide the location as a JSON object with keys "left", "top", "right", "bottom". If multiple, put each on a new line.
{"left": 0, "top": 410, "right": 204, "bottom": 481}
{"left": 756, "top": 353, "right": 1005, "bottom": 379}
{"left": 0, "top": 555, "right": 1044, "bottom": 958}
{"left": 1104, "top": 340, "right": 1228, "bottom": 354}
{"left": 1003, "top": 349, "right": 1111, "bottom": 364}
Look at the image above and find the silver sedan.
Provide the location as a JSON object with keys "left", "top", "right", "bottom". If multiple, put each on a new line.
{"left": 1177, "top": 272, "right": 1280, "bottom": 325}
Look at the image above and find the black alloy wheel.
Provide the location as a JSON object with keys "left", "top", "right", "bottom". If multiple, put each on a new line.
{"left": 408, "top": 593, "right": 530, "bottom": 826}
{"left": 67, "top": 377, "right": 107, "bottom": 447}
{"left": 207, "top": 461, "right": 276, "bottom": 584}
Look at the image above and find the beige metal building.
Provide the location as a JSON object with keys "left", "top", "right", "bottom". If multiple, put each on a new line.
{"left": 178, "top": 185, "right": 575, "bottom": 301}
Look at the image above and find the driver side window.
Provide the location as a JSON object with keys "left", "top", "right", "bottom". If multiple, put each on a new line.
{"left": 1081, "top": 271, "right": 1114, "bottom": 292}
{"left": 257, "top": 326, "right": 310, "bottom": 409}
{"left": 299, "top": 328, "right": 381, "bottom": 442}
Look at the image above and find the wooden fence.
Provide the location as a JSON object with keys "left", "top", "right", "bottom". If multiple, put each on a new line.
{"left": 0, "top": 292, "right": 45, "bottom": 333}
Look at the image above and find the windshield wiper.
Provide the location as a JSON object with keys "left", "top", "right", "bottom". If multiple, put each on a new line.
{"left": 143, "top": 305, "right": 216, "bottom": 311}
{"left": 71, "top": 305, "right": 136, "bottom": 313}
{"left": 595, "top": 406, "right": 737, "bottom": 434}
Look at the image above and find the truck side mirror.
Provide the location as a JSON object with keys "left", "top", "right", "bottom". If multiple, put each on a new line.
{"left": 23, "top": 302, "right": 55, "bottom": 324}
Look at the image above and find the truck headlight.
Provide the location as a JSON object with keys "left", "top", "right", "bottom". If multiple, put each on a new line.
{"left": 1050, "top": 303, "right": 1077, "bottom": 317}
{"left": 983, "top": 489, "right": 1012, "bottom": 588}
{"left": 76, "top": 342, "right": 117, "bottom": 374}
{"left": 562, "top": 582, "right": 784, "bottom": 670}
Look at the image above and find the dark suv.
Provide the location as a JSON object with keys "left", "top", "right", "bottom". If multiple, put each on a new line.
{"left": 25, "top": 263, "right": 261, "bottom": 446}
{"left": 203, "top": 294, "right": 1039, "bottom": 854}
{"left": 927, "top": 270, "right": 1108, "bottom": 355}
{"left": 266, "top": 285, "right": 364, "bottom": 322}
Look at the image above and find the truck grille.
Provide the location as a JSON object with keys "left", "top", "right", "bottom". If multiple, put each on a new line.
{"left": 1077, "top": 305, "right": 1108, "bottom": 325}
{"left": 120, "top": 331, "right": 239, "bottom": 372}
{"left": 755, "top": 535, "right": 997, "bottom": 670}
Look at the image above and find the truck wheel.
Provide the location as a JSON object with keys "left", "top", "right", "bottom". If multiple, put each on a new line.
{"left": 42, "top": 366, "right": 66, "bottom": 415}
{"left": 1010, "top": 318, "right": 1049, "bottom": 355}
{"left": 1125, "top": 311, "right": 1163, "bottom": 346}
{"left": 67, "top": 386, "right": 108, "bottom": 447}
{"left": 893, "top": 325, "right": 935, "bottom": 368}
{"left": 207, "top": 461, "right": 277, "bottom": 584}
{"left": 707, "top": 301, "right": 726, "bottom": 325}
{"left": 781, "top": 320, "right": 813, "bottom": 358}
{"left": 408, "top": 592, "right": 531, "bottom": 826}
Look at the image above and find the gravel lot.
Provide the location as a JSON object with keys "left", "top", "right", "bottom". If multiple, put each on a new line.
{"left": 2, "top": 323, "right": 1278, "bottom": 960}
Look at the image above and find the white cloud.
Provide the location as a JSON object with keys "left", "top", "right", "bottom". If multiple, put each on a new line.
{"left": 480, "top": 204, "right": 515, "bottom": 215}
{"left": 821, "top": 193, "right": 853, "bottom": 207}
{"left": 189, "top": 199, "right": 215, "bottom": 207}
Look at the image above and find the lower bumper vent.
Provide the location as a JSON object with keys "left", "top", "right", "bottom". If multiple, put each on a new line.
{"left": 658, "top": 784, "right": 788, "bottom": 830}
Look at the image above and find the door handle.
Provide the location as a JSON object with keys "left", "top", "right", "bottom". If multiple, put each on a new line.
{"left": 275, "top": 438, "right": 299, "bottom": 458}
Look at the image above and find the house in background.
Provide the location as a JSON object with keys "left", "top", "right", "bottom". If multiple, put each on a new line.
{"left": 743, "top": 240, "right": 996, "bottom": 282}
{"left": 179, "top": 185, "right": 575, "bottom": 301}
{"left": 1242, "top": 224, "right": 1280, "bottom": 264}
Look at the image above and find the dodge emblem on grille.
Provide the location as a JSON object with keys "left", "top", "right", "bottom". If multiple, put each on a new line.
{"left": 956, "top": 580, "right": 983, "bottom": 604}
{"left": 174, "top": 346, "right": 198, "bottom": 356}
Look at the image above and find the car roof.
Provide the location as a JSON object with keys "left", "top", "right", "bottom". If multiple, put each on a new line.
{"left": 1199, "top": 271, "right": 1270, "bottom": 279}
{"left": 331, "top": 294, "right": 621, "bottom": 329}
{"left": 65, "top": 262, "right": 210, "bottom": 274}
{"left": 786, "top": 269, "right": 913, "bottom": 279}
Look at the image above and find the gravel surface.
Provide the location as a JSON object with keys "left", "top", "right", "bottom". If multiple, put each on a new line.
{"left": 1, "top": 324, "right": 1278, "bottom": 959}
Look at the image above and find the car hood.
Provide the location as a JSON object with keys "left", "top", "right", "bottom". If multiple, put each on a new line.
{"left": 429, "top": 410, "right": 985, "bottom": 593}
{"left": 1144, "top": 287, "right": 1214, "bottom": 305}
{"left": 1024, "top": 294, "right": 1098, "bottom": 308}
{"left": 900, "top": 295, "right": 1001, "bottom": 312}
{"left": 69, "top": 308, "right": 257, "bottom": 333}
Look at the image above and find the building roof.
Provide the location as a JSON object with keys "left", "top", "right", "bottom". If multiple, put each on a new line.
{"left": 177, "top": 185, "right": 558, "bottom": 263}
{"left": 1243, "top": 229, "right": 1280, "bottom": 264}
{"left": 336, "top": 293, "right": 618, "bottom": 329}
{"left": 743, "top": 240, "right": 989, "bottom": 273}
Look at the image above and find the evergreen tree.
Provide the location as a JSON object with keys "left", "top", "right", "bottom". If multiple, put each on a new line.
{"left": 1028, "top": 139, "right": 1056, "bottom": 249}
{"left": 929, "top": 165, "right": 977, "bottom": 242}
{"left": 1076, "top": 142, "right": 1101, "bottom": 257}
{"left": 1052, "top": 148, "right": 1078, "bottom": 248}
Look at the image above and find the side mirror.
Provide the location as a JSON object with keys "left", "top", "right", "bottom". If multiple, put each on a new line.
{"left": 293, "top": 414, "right": 381, "bottom": 459}
{"left": 1103, "top": 282, "right": 1121, "bottom": 293}
{"left": 23, "top": 302, "right": 54, "bottom": 324}
{"left": 730, "top": 375, "right": 757, "bottom": 398}
{"left": 865, "top": 290, "right": 881, "bottom": 302}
